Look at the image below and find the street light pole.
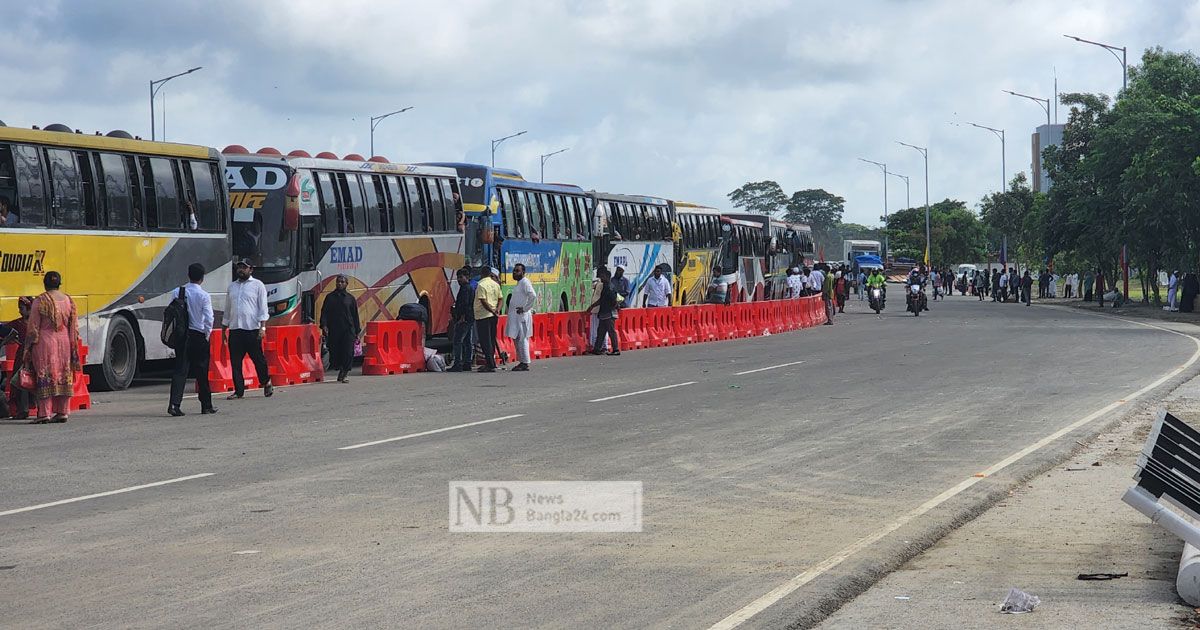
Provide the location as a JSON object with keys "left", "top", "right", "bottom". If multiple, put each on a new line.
{"left": 1066, "top": 33, "right": 1130, "bottom": 298}
{"left": 888, "top": 171, "right": 910, "bottom": 209}
{"left": 539, "top": 147, "right": 569, "bottom": 183}
{"left": 858, "top": 158, "right": 889, "bottom": 261}
{"left": 964, "top": 122, "right": 1006, "bottom": 192}
{"left": 149, "top": 66, "right": 202, "bottom": 141}
{"left": 1003, "top": 89, "right": 1052, "bottom": 127}
{"left": 897, "top": 141, "right": 931, "bottom": 268}
{"left": 491, "top": 130, "right": 527, "bottom": 168}
{"left": 1064, "top": 34, "right": 1128, "bottom": 92}
{"left": 369, "top": 106, "right": 413, "bottom": 157}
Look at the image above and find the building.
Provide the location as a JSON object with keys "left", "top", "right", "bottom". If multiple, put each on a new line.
{"left": 1030, "top": 123, "right": 1065, "bottom": 193}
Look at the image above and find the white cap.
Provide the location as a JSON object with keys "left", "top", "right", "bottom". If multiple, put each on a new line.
{"left": 489, "top": 266, "right": 500, "bottom": 276}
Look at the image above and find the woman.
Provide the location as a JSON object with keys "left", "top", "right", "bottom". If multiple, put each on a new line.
{"left": 3, "top": 296, "right": 33, "bottom": 419}
{"left": 27, "top": 271, "right": 80, "bottom": 423}
{"left": 833, "top": 270, "right": 848, "bottom": 313}
{"left": 505, "top": 263, "right": 537, "bottom": 371}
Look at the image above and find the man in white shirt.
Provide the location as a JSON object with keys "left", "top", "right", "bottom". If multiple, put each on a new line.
{"left": 785, "top": 267, "right": 805, "bottom": 298}
{"left": 168, "top": 262, "right": 216, "bottom": 417}
{"left": 645, "top": 265, "right": 672, "bottom": 307}
{"left": 223, "top": 259, "right": 273, "bottom": 399}
{"left": 809, "top": 267, "right": 825, "bottom": 295}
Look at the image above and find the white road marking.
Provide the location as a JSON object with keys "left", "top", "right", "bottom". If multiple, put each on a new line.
{"left": 588, "top": 382, "right": 697, "bottom": 403}
{"left": 338, "top": 414, "right": 526, "bottom": 450}
{"left": 708, "top": 314, "right": 1200, "bottom": 630}
{"left": 734, "top": 361, "right": 806, "bottom": 376}
{"left": 0, "top": 473, "right": 215, "bottom": 518}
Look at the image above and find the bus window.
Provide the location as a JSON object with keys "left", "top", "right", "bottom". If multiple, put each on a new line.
{"left": 189, "top": 161, "right": 220, "bottom": 231}
{"left": 425, "top": 178, "right": 446, "bottom": 232}
{"left": 364, "top": 175, "right": 388, "bottom": 233}
{"left": 315, "top": 171, "right": 342, "bottom": 233}
{"left": 513, "top": 190, "right": 534, "bottom": 238}
{"left": 557, "top": 195, "right": 574, "bottom": 240}
{"left": 385, "top": 176, "right": 411, "bottom": 233}
{"left": 499, "top": 186, "right": 515, "bottom": 237}
{"left": 439, "top": 178, "right": 458, "bottom": 232}
{"left": 11, "top": 145, "right": 46, "bottom": 227}
{"left": 569, "top": 197, "right": 585, "bottom": 239}
{"left": 506, "top": 189, "right": 526, "bottom": 237}
{"left": 336, "top": 173, "right": 367, "bottom": 233}
{"left": 74, "top": 151, "right": 98, "bottom": 227}
{"left": 96, "top": 153, "right": 130, "bottom": 228}
{"left": 538, "top": 193, "right": 554, "bottom": 239}
{"left": 46, "top": 149, "right": 84, "bottom": 228}
{"left": 403, "top": 177, "right": 427, "bottom": 232}
{"left": 134, "top": 157, "right": 161, "bottom": 230}
{"left": 149, "top": 158, "right": 181, "bottom": 230}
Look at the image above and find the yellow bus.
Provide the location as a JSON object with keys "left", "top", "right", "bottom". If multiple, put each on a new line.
{"left": 670, "top": 201, "right": 721, "bottom": 305}
{"left": 0, "top": 124, "right": 228, "bottom": 390}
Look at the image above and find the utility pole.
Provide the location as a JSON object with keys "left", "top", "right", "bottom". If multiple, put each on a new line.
{"left": 491, "top": 130, "right": 527, "bottom": 168}
{"left": 897, "top": 141, "right": 930, "bottom": 269}
{"left": 539, "top": 148, "right": 569, "bottom": 183}
{"left": 369, "top": 107, "right": 413, "bottom": 157}
{"left": 858, "top": 158, "right": 889, "bottom": 262}
{"left": 149, "top": 66, "right": 202, "bottom": 141}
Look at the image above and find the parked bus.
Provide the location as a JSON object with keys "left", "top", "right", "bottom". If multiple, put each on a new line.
{"left": 591, "top": 192, "right": 673, "bottom": 308}
{"left": 0, "top": 124, "right": 228, "bottom": 390}
{"left": 224, "top": 147, "right": 466, "bottom": 336}
{"left": 708, "top": 215, "right": 767, "bottom": 304}
{"left": 671, "top": 201, "right": 721, "bottom": 305}
{"left": 725, "top": 214, "right": 815, "bottom": 299}
{"left": 432, "top": 163, "right": 595, "bottom": 312}
{"left": 787, "top": 221, "right": 816, "bottom": 269}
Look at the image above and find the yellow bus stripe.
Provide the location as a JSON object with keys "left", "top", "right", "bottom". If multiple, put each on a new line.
{"left": 0, "top": 127, "right": 214, "bottom": 159}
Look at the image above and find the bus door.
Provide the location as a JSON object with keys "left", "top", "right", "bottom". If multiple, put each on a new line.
{"left": 592, "top": 200, "right": 614, "bottom": 271}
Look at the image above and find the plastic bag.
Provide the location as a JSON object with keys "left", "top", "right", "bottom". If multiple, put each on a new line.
{"left": 999, "top": 588, "right": 1040, "bottom": 614}
{"left": 423, "top": 347, "right": 446, "bottom": 372}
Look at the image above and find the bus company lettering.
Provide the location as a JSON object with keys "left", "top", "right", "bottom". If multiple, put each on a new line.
{"left": 0, "top": 250, "right": 45, "bottom": 274}
{"left": 330, "top": 246, "right": 365, "bottom": 265}
{"left": 228, "top": 192, "right": 268, "bottom": 209}
{"left": 612, "top": 255, "right": 629, "bottom": 268}
{"left": 226, "top": 165, "right": 288, "bottom": 191}
{"left": 507, "top": 253, "right": 546, "bottom": 271}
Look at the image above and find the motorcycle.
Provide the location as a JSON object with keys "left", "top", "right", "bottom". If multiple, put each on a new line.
{"left": 868, "top": 286, "right": 885, "bottom": 313}
{"left": 906, "top": 283, "right": 927, "bottom": 316}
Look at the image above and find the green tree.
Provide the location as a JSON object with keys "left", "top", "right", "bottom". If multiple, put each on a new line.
{"left": 727, "top": 181, "right": 787, "bottom": 216}
{"left": 785, "top": 188, "right": 846, "bottom": 257}
{"left": 885, "top": 199, "right": 986, "bottom": 265}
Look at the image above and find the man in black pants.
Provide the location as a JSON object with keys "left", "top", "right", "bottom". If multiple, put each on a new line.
{"left": 320, "top": 274, "right": 361, "bottom": 383}
{"left": 474, "top": 266, "right": 503, "bottom": 373}
{"left": 589, "top": 267, "right": 621, "bottom": 356}
{"left": 223, "top": 259, "right": 273, "bottom": 398}
{"left": 168, "top": 263, "right": 216, "bottom": 416}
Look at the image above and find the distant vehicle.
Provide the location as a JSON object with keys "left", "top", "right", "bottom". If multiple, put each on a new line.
{"left": 725, "top": 213, "right": 813, "bottom": 299}
{"left": 957, "top": 264, "right": 978, "bottom": 275}
{"left": 843, "top": 239, "right": 882, "bottom": 268}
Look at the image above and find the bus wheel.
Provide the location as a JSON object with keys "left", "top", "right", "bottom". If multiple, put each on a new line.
{"left": 96, "top": 316, "right": 138, "bottom": 391}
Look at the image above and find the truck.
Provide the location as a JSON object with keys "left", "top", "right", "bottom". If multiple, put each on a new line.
{"left": 843, "top": 240, "right": 882, "bottom": 267}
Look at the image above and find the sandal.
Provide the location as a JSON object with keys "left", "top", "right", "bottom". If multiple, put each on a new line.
{"left": 51, "top": 415, "right": 68, "bottom": 423}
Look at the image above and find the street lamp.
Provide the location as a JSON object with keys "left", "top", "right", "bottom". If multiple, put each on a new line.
{"left": 858, "top": 157, "right": 889, "bottom": 261}
{"left": 956, "top": 122, "right": 1006, "bottom": 192}
{"left": 1066, "top": 34, "right": 1130, "bottom": 299}
{"left": 897, "top": 141, "right": 931, "bottom": 268}
{"left": 888, "top": 171, "right": 910, "bottom": 209}
{"left": 539, "top": 147, "right": 569, "bottom": 183}
{"left": 491, "top": 130, "right": 527, "bottom": 168}
{"left": 1003, "top": 90, "right": 1051, "bottom": 127}
{"left": 149, "top": 66, "right": 202, "bottom": 141}
{"left": 370, "top": 107, "right": 413, "bottom": 157}
{"left": 1064, "top": 34, "right": 1127, "bottom": 92}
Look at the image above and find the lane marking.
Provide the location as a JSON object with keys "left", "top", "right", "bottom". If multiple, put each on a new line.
{"left": 588, "top": 382, "right": 697, "bottom": 403}
{"left": 0, "top": 473, "right": 215, "bottom": 518}
{"left": 735, "top": 361, "right": 806, "bottom": 376}
{"left": 339, "top": 414, "right": 526, "bottom": 450}
{"left": 709, "top": 314, "right": 1200, "bottom": 629}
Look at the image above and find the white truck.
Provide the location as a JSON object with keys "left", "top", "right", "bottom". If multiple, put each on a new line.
{"left": 843, "top": 239, "right": 882, "bottom": 267}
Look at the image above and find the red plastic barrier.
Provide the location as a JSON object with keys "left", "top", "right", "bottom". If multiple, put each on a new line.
{"left": 5, "top": 341, "right": 90, "bottom": 414}
{"left": 494, "top": 316, "right": 516, "bottom": 364}
{"left": 526, "top": 314, "right": 549, "bottom": 360}
{"left": 808, "top": 296, "right": 824, "bottom": 326}
{"left": 206, "top": 329, "right": 264, "bottom": 393}
{"left": 620, "top": 308, "right": 647, "bottom": 350}
{"left": 698, "top": 305, "right": 718, "bottom": 342}
{"left": 644, "top": 308, "right": 671, "bottom": 347}
{"left": 362, "top": 320, "right": 425, "bottom": 375}
{"left": 564, "top": 312, "right": 588, "bottom": 356}
{"left": 717, "top": 306, "right": 738, "bottom": 340}
{"left": 266, "top": 325, "right": 324, "bottom": 385}
{"left": 674, "top": 306, "right": 700, "bottom": 344}
{"left": 539, "top": 313, "right": 567, "bottom": 358}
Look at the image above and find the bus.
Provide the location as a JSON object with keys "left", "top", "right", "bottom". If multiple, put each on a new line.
{"left": 590, "top": 192, "right": 673, "bottom": 308}
{"left": 786, "top": 221, "right": 816, "bottom": 269}
{"left": 725, "top": 214, "right": 815, "bottom": 299}
{"left": 223, "top": 147, "right": 466, "bottom": 336}
{"left": 429, "top": 163, "right": 595, "bottom": 312}
{"left": 709, "top": 215, "right": 767, "bottom": 304}
{"left": 0, "top": 124, "right": 228, "bottom": 391}
{"left": 671, "top": 201, "right": 721, "bottom": 305}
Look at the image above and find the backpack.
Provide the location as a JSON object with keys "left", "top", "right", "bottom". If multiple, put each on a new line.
{"left": 160, "top": 286, "right": 189, "bottom": 350}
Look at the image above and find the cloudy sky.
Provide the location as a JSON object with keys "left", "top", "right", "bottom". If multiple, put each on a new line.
{"left": 3, "top": 0, "right": 1196, "bottom": 226}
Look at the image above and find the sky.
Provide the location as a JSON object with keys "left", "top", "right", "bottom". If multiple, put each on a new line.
{"left": 2, "top": 0, "right": 1197, "bottom": 226}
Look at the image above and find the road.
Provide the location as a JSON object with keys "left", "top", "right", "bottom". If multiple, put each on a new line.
{"left": 0, "top": 295, "right": 1194, "bottom": 629}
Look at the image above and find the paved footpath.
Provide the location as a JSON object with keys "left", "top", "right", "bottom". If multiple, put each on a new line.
{"left": 1, "top": 298, "right": 1197, "bottom": 628}
{"left": 820, "top": 313, "right": 1200, "bottom": 630}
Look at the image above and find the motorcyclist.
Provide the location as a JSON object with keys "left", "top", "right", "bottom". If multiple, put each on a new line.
{"left": 866, "top": 268, "right": 887, "bottom": 302}
{"left": 906, "top": 267, "right": 929, "bottom": 312}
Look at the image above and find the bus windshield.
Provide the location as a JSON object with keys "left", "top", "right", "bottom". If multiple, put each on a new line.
{"left": 227, "top": 161, "right": 294, "bottom": 274}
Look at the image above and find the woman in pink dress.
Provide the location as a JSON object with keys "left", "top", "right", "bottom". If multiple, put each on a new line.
{"left": 26, "top": 271, "right": 80, "bottom": 423}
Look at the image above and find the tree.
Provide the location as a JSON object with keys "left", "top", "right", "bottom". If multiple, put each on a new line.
{"left": 785, "top": 188, "right": 846, "bottom": 257}
{"left": 727, "top": 181, "right": 787, "bottom": 216}
{"left": 885, "top": 199, "right": 986, "bottom": 265}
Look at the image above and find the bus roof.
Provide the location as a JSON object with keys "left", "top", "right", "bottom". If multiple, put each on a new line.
{"left": 420, "top": 162, "right": 585, "bottom": 195}
{"left": 0, "top": 126, "right": 215, "bottom": 160}
{"left": 591, "top": 191, "right": 669, "bottom": 206}
{"left": 672, "top": 201, "right": 721, "bottom": 215}
{"left": 721, "top": 215, "right": 765, "bottom": 229}
{"left": 227, "top": 152, "right": 458, "bottom": 178}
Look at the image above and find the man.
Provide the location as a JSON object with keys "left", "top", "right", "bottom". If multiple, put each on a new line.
{"left": 474, "top": 267, "right": 502, "bottom": 372}
{"left": 858, "top": 268, "right": 868, "bottom": 300}
{"left": 1009, "top": 268, "right": 1019, "bottom": 302}
{"left": 978, "top": 269, "right": 989, "bottom": 301}
{"left": 834, "top": 269, "right": 848, "bottom": 313}
{"left": 1083, "top": 269, "right": 1095, "bottom": 301}
{"left": 506, "top": 263, "right": 537, "bottom": 372}
{"left": 785, "top": 267, "right": 804, "bottom": 299}
{"left": 589, "top": 267, "right": 620, "bottom": 355}
{"left": 1021, "top": 270, "right": 1034, "bottom": 306}
{"left": 611, "top": 266, "right": 632, "bottom": 309}
{"left": 929, "top": 268, "right": 940, "bottom": 301}
{"left": 1169, "top": 270, "right": 1180, "bottom": 312}
{"left": 320, "top": 275, "right": 360, "bottom": 383}
{"left": 448, "top": 268, "right": 475, "bottom": 371}
{"left": 0, "top": 195, "right": 13, "bottom": 226}
{"left": 809, "top": 265, "right": 825, "bottom": 297}
{"left": 646, "top": 265, "right": 672, "bottom": 307}
{"left": 168, "top": 263, "right": 215, "bottom": 416}
{"left": 866, "top": 268, "right": 886, "bottom": 298}
{"left": 821, "top": 265, "right": 835, "bottom": 325}
{"left": 223, "top": 259, "right": 273, "bottom": 399}
{"left": 1095, "top": 268, "right": 1106, "bottom": 308}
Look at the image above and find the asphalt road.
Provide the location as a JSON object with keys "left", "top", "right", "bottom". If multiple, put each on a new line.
{"left": 0, "top": 295, "right": 1194, "bottom": 629}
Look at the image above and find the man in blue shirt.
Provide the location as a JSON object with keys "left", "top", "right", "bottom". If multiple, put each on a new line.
{"left": 168, "top": 262, "right": 216, "bottom": 417}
